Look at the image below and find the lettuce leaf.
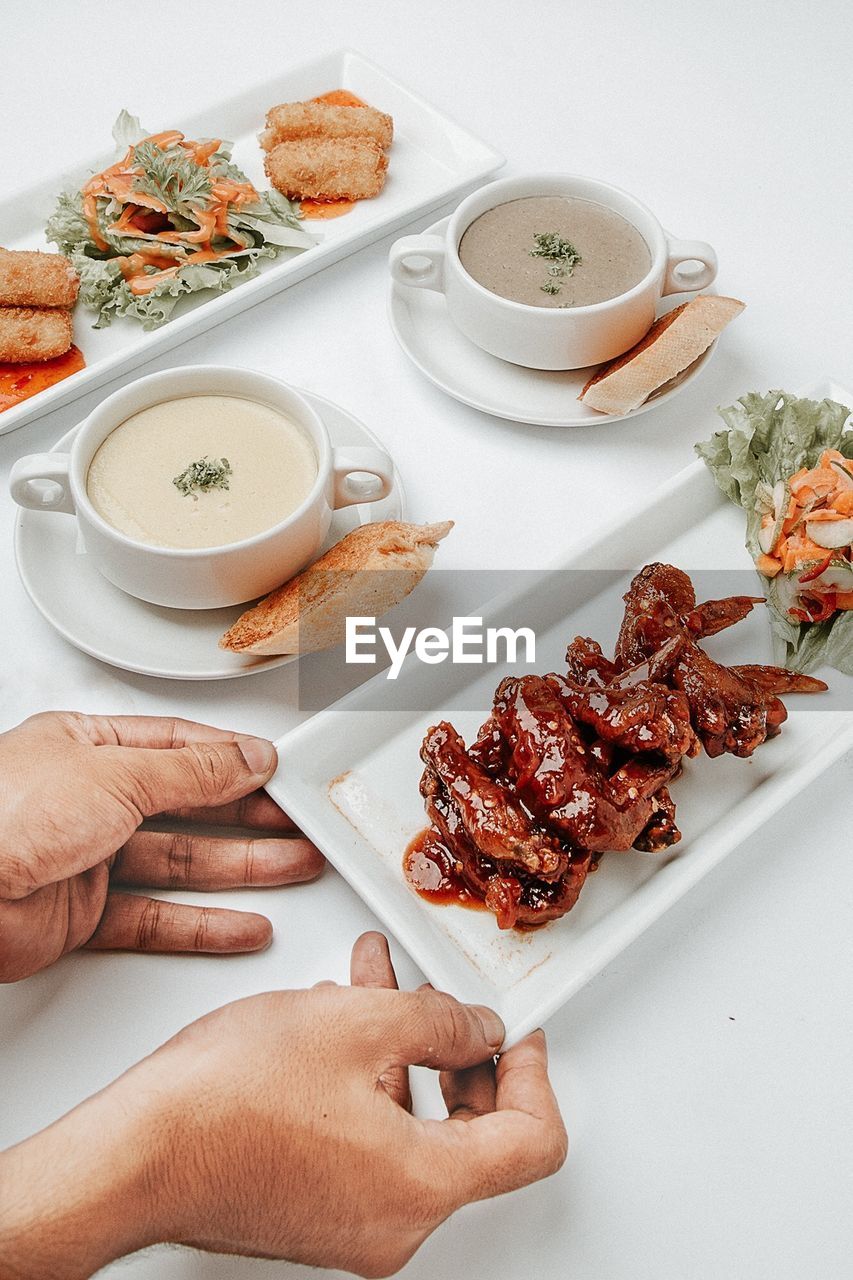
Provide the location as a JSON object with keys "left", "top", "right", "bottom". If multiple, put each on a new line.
{"left": 696, "top": 390, "right": 853, "bottom": 674}
{"left": 44, "top": 191, "right": 93, "bottom": 256}
{"left": 70, "top": 245, "right": 276, "bottom": 330}
{"left": 111, "top": 109, "right": 147, "bottom": 150}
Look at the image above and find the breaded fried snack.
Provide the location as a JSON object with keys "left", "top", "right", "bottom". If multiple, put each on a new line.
{"left": 0, "top": 249, "right": 79, "bottom": 308}
{"left": 264, "top": 137, "right": 389, "bottom": 201}
{"left": 0, "top": 306, "right": 73, "bottom": 362}
{"left": 261, "top": 101, "right": 393, "bottom": 152}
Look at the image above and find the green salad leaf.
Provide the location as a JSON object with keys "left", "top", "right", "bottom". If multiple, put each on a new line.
{"left": 111, "top": 109, "right": 146, "bottom": 150}
{"left": 46, "top": 111, "right": 316, "bottom": 330}
{"left": 696, "top": 390, "right": 853, "bottom": 674}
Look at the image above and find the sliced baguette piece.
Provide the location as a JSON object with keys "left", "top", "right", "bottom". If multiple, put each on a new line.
{"left": 579, "top": 295, "right": 745, "bottom": 415}
{"left": 220, "top": 520, "right": 454, "bottom": 656}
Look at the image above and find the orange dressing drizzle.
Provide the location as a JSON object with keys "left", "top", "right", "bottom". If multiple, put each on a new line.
{"left": 80, "top": 131, "right": 260, "bottom": 293}
{"left": 0, "top": 346, "right": 85, "bottom": 413}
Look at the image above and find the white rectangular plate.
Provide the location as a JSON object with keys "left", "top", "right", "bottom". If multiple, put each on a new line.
{"left": 0, "top": 48, "right": 503, "bottom": 436}
{"left": 267, "top": 384, "right": 853, "bottom": 1047}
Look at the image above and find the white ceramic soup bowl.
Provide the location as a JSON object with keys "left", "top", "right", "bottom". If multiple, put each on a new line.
{"left": 9, "top": 366, "right": 394, "bottom": 610}
{"left": 389, "top": 173, "right": 718, "bottom": 370}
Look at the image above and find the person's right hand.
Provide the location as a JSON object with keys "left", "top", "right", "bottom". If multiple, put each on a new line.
{"left": 0, "top": 934, "right": 567, "bottom": 1279}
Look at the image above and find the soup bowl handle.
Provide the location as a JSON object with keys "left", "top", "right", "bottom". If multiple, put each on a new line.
{"left": 9, "top": 453, "right": 76, "bottom": 515}
{"left": 331, "top": 447, "right": 394, "bottom": 509}
{"left": 662, "top": 237, "right": 718, "bottom": 295}
{"left": 389, "top": 235, "right": 446, "bottom": 293}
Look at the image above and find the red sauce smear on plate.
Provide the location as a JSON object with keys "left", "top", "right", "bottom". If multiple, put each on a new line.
{"left": 299, "top": 197, "right": 358, "bottom": 220}
{"left": 0, "top": 345, "right": 85, "bottom": 413}
{"left": 298, "top": 89, "right": 372, "bottom": 220}
{"left": 403, "top": 828, "right": 486, "bottom": 912}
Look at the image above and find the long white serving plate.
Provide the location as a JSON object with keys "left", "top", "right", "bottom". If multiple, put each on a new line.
{"left": 0, "top": 49, "right": 503, "bottom": 436}
{"left": 267, "top": 386, "right": 853, "bottom": 1046}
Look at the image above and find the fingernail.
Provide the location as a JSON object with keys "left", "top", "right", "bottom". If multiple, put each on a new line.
{"left": 238, "top": 737, "right": 276, "bottom": 775}
{"left": 472, "top": 1004, "right": 505, "bottom": 1051}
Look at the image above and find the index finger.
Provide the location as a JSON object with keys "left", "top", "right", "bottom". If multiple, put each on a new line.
{"left": 432, "top": 1030, "right": 567, "bottom": 1205}
{"left": 350, "top": 933, "right": 411, "bottom": 1112}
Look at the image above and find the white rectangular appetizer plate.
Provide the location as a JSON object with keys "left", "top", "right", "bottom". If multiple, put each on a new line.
{"left": 268, "top": 391, "right": 853, "bottom": 1047}
{"left": 0, "top": 48, "right": 503, "bottom": 436}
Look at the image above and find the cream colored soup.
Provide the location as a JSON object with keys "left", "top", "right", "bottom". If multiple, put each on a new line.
{"left": 87, "top": 395, "right": 317, "bottom": 549}
{"left": 458, "top": 195, "right": 652, "bottom": 308}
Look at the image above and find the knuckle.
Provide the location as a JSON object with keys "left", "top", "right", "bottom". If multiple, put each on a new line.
{"left": 243, "top": 838, "right": 259, "bottom": 885}
{"left": 134, "top": 897, "right": 164, "bottom": 950}
{"left": 441, "top": 998, "right": 471, "bottom": 1056}
{"left": 165, "top": 832, "right": 193, "bottom": 888}
{"left": 0, "top": 850, "right": 39, "bottom": 899}
{"left": 193, "top": 907, "right": 213, "bottom": 950}
{"left": 410, "top": 989, "right": 468, "bottom": 1058}
{"left": 186, "top": 743, "right": 238, "bottom": 800}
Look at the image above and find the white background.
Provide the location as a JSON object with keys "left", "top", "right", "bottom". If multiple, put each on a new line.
{"left": 1, "top": 2, "right": 852, "bottom": 1277}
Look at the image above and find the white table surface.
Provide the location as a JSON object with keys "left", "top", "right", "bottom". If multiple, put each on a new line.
{"left": 2, "top": 2, "right": 852, "bottom": 1277}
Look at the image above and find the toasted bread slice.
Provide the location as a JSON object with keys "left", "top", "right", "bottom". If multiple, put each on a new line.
{"left": 220, "top": 520, "right": 454, "bottom": 655}
{"left": 579, "top": 295, "right": 745, "bottom": 415}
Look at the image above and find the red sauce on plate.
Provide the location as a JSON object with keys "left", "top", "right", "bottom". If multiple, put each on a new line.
{"left": 403, "top": 828, "right": 486, "bottom": 912}
{"left": 299, "top": 197, "right": 358, "bottom": 220}
{"left": 0, "top": 345, "right": 85, "bottom": 413}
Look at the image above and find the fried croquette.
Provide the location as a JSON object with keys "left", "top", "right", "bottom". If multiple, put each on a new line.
{"left": 0, "top": 306, "right": 73, "bottom": 362}
{"left": 261, "top": 101, "right": 393, "bottom": 152}
{"left": 0, "top": 249, "right": 79, "bottom": 308}
{"left": 264, "top": 137, "right": 389, "bottom": 201}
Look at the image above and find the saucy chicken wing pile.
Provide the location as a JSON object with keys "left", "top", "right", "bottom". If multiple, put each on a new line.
{"left": 406, "top": 563, "right": 827, "bottom": 930}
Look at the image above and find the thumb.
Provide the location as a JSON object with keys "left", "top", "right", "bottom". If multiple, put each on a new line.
{"left": 101, "top": 737, "right": 278, "bottom": 818}
{"left": 378, "top": 988, "right": 505, "bottom": 1071}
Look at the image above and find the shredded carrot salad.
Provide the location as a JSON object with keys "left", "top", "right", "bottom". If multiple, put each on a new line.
{"left": 81, "top": 131, "right": 261, "bottom": 295}
{"left": 756, "top": 450, "right": 853, "bottom": 622}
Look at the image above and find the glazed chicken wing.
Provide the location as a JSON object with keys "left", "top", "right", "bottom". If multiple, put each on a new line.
{"left": 421, "top": 723, "right": 566, "bottom": 880}
{"left": 408, "top": 562, "right": 827, "bottom": 933}
{"left": 488, "top": 676, "right": 681, "bottom": 853}
{"left": 616, "top": 563, "right": 826, "bottom": 757}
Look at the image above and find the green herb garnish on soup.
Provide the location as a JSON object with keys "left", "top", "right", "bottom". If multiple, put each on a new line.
{"left": 173, "top": 456, "right": 233, "bottom": 498}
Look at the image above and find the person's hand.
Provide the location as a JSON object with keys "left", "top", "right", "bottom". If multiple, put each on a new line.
{"left": 0, "top": 711, "right": 324, "bottom": 981}
{"left": 0, "top": 934, "right": 568, "bottom": 1279}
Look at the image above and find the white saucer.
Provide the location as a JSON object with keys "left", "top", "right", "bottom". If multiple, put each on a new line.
{"left": 14, "top": 391, "right": 404, "bottom": 681}
{"left": 388, "top": 216, "right": 717, "bottom": 427}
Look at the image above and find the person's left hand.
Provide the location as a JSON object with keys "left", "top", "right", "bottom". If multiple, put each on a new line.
{"left": 0, "top": 711, "right": 324, "bottom": 982}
